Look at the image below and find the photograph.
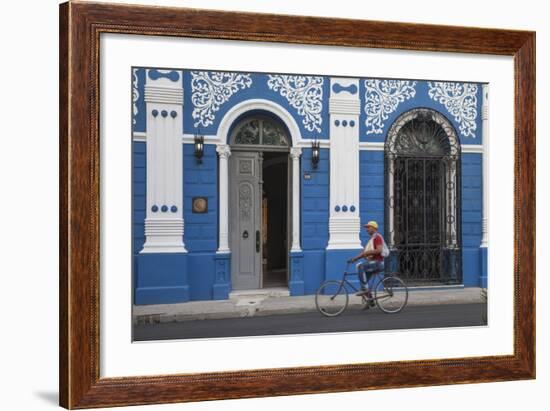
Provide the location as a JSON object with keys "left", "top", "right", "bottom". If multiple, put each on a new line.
{"left": 55, "top": 1, "right": 536, "bottom": 407}
{"left": 131, "top": 67, "right": 489, "bottom": 341}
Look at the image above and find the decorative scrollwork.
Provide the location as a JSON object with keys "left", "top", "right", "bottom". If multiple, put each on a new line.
{"left": 428, "top": 81, "right": 478, "bottom": 138}
{"left": 364, "top": 79, "right": 417, "bottom": 135}
{"left": 132, "top": 68, "right": 139, "bottom": 126}
{"left": 191, "top": 71, "right": 253, "bottom": 127}
{"left": 267, "top": 75, "right": 324, "bottom": 132}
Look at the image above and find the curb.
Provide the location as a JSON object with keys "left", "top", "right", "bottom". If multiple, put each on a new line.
{"left": 134, "top": 289, "right": 485, "bottom": 325}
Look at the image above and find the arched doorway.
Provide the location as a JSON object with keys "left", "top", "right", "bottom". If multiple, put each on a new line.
{"left": 385, "top": 108, "right": 462, "bottom": 285}
{"left": 228, "top": 115, "right": 291, "bottom": 290}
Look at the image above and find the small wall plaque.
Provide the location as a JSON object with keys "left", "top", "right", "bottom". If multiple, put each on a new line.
{"left": 192, "top": 197, "right": 208, "bottom": 213}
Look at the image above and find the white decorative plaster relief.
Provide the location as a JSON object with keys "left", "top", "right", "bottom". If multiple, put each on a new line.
{"left": 428, "top": 81, "right": 478, "bottom": 138}
{"left": 364, "top": 79, "right": 417, "bottom": 135}
{"left": 132, "top": 68, "right": 139, "bottom": 126}
{"left": 267, "top": 75, "right": 324, "bottom": 132}
{"left": 191, "top": 71, "right": 253, "bottom": 127}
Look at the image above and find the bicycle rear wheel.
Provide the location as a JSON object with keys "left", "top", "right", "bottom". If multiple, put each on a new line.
{"left": 374, "top": 276, "right": 408, "bottom": 314}
{"left": 315, "top": 280, "right": 349, "bottom": 317}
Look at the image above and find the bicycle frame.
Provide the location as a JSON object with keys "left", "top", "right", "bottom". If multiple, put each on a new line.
{"left": 340, "top": 262, "right": 385, "bottom": 292}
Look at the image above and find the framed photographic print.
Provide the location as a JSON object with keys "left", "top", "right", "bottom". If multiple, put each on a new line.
{"left": 59, "top": 1, "right": 535, "bottom": 408}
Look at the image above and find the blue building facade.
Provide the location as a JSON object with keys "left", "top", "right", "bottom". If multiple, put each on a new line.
{"left": 132, "top": 68, "right": 488, "bottom": 305}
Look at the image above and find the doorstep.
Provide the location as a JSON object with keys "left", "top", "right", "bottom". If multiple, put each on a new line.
{"left": 229, "top": 287, "right": 290, "bottom": 299}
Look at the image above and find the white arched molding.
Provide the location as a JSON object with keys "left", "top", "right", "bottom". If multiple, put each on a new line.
{"left": 216, "top": 99, "right": 303, "bottom": 254}
{"left": 216, "top": 99, "right": 302, "bottom": 147}
{"left": 141, "top": 69, "right": 187, "bottom": 254}
{"left": 326, "top": 77, "right": 362, "bottom": 250}
{"left": 480, "top": 84, "right": 489, "bottom": 248}
{"left": 216, "top": 144, "right": 231, "bottom": 253}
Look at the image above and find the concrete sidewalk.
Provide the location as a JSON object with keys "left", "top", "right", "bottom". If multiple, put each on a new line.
{"left": 134, "top": 286, "right": 486, "bottom": 325}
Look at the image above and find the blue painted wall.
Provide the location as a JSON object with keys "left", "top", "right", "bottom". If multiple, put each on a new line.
{"left": 183, "top": 144, "right": 218, "bottom": 252}
{"left": 301, "top": 148, "right": 330, "bottom": 250}
{"left": 132, "top": 141, "right": 146, "bottom": 255}
{"left": 135, "top": 253, "right": 189, "bottom": 304}
{"left": 300, "top": 148, "right": 330, "bottom": 293}
{"left": 461, "top": 153, "right": 483, "bottom": 286}
{"left": 359, "top": 150, "right": 385, "bottom": 243}
{"left": 187, "top": 253, "right": 217, "bottom": 301}
{"left": 183, "top": 143, "right": 219, "bottom": 300}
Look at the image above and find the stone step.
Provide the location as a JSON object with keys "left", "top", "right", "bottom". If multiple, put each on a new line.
{"left": 229, "top": 287, "right": 290, "bottom": 300}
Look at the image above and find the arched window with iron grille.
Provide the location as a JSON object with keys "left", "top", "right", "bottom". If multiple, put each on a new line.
{"left": 385, "top": 108, "right": 462, "bottom": 285}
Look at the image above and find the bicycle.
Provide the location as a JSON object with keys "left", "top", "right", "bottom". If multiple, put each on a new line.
{"left": 315, "top": 262, "right": 409, "bottom": 317}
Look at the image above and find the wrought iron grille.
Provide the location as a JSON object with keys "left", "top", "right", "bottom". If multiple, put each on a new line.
{"left": 385, "top": 109, "right": 462, "bottom": 285}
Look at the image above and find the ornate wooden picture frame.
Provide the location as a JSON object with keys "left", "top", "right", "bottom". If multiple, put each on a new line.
{"left": 59, "top": 1, "right": 535, "bottom": 408}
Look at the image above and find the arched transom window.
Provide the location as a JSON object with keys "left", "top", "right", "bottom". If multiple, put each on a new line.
{"left": 231, "top": 116, "right": 289, "bottom": 147}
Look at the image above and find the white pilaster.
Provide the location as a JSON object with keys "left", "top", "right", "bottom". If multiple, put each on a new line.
{"left": 217, "top": 145, "right": 231, "bottom": 253}
{"left": 326, "top": 77, "right": 362, "bottom": 250}
{"left": 290, "top": 147, "right": 302, "bottom": 252}
{"left": 480, "top": 84, "right": 489, "bottom": 248}
{"left": 141, "top": 69, "right": 187, "bottom": 253}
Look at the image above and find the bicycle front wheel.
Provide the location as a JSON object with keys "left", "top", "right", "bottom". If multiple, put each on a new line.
{"left": 315, "top": 280, "right": 349, "bottom": 317}
{"left": 374, "top": 276, "right": 408, "bottom": 314}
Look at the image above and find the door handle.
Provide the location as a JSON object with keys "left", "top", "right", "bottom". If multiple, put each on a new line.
{"left": 256, "top": 230, "right": 260, "bottom": 253}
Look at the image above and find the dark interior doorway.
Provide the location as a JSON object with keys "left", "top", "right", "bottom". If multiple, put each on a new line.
{"left": 262, "top": 151, "right": 288, "bottom": 288}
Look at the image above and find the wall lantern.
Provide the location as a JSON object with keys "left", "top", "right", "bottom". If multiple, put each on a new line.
{"left": 194, "top": 129, "right": 204, "bottom": 164}
{"left": 311, "top": 139, "right": 320, "bottom": 169}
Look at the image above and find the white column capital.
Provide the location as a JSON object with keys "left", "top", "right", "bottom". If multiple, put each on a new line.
{"left": 290, "top": 147, "right": 302, "bottom": 159}
{"left": 329, "top": 77, "right": 360, "bottom": 115}
{"left": 216, "top": 144, "right": 232, "bottom": 159}
{"left": 144, "top": 69, "right": 184, "bottom": 105}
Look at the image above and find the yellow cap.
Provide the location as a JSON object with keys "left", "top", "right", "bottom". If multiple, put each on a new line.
{"left": 364, "top": 220, "right": 378, "bottom": 229}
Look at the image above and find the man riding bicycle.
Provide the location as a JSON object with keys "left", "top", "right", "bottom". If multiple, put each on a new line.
{"left": 348, "top": 221, "right": 386, "bottom": 304}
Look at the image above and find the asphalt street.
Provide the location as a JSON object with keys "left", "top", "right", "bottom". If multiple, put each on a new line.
{"left": 134, "top": 302, "right": 487, "bottom": 341}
